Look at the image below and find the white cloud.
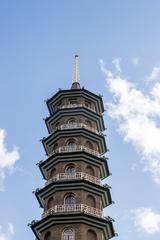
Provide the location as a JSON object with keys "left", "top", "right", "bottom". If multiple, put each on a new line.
{"left": 112, "top": 58, "right": 122, "bottom": 72}
{"left": 131, "top": 207, "right": 160, "bottom": 234}
{"left": 100, "top": 59, "right": 160, "bottom": 184}
{"left": 0, "top": 129, "right": 20, "bottom": 190}
{"left": 147, "top": 65, "right": 160, "bottom": 81}
{"left": 7, "top": 224, "right": 14, "bottom": 236}
{"left": 0, "top": 223, "right": 14, "bottom": 240}
{"left": 132, "top": 57, "right": 139, "bottom": 65}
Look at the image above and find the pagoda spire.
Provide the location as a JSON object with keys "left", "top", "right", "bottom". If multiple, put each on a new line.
{"left": 71, "top": 53, "right": 80, "bottom": 89}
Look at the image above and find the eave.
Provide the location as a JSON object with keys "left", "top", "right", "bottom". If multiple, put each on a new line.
{"left": 31, "top": 213, "right": 115, "bottom": 240}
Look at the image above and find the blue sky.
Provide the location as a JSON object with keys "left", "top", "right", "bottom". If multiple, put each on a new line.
{"left": 0, "top": 1, "right": 160, "bottom": 240}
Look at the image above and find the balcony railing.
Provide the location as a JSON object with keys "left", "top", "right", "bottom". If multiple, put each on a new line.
{"left": 42, "top": 204, "right": 103, "bottom": 219}
{"left": 46, "top": 172, "right": 101, "bottom": 186}
{"left": 55, "top": 123, "right": 99, "bottom": 135}
{"left": 59, "top": 104, "right": 96, "bottom": 113}
{"left": 48, "top": 145, "right": 100, "bottom": 158}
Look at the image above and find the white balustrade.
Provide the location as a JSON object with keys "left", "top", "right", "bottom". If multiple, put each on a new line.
{"left": 46, "top": 172, "right": 101, "bottom": 186}
{"left": 42, "top": 204, "right": 103, "bottom": 219}
{"left": 55, "top": 123, "right": 99, "bottom": 134}
{"left": 59, "top": 104, "right": 96, "bottom": 113}
{"left": 49, "top": 145, "right": 100, "bottom": 158}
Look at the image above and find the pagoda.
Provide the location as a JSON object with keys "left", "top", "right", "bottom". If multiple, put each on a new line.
{"left": 30, "top": 54, "right": 116, "bottom": 240}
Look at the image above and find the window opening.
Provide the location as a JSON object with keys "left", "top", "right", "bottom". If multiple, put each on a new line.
{"left": 64, "top": 194, "right": 75, "bottom": 205}
{"left": 63, "top": 228, "right": 75, "bottom": 240}
{"left": 65, "top": 166, "right": 76, "bottom": 174}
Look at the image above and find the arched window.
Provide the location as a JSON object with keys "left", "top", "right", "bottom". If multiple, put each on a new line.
{"left": 47, "top": 197, "right": 54, "bottom": 209}
{"left": 85, "top": 119, "right": 92, "bottom": 128}
{"left": 69, "top": 98, "right": 77, "bottom": 105}
{"left": 63, "top": 228, "right": 75, "bottom": 240}
{"left": 84, "top": 100, "right": 91, "bottom": 109}
{"left": 85, "top": 141, "right": 93, "bottom": 149}
{"left": 64, "top": 194, "right": 75, "bottom": 205}
{"left": 65, "top": 165, "right": 76, "bottom": 174}
{"left": 44, "top": 231, "right": 52, "bottom": 240}
{"left": 68, "top": 118, "right": 76, "bottom": 126}
{"left": 86, "top": 166, "right": 95, "bottom": 176}
{"left": 53, "top": 143, "right": 58, "bottom": 151}
{"left": 56, "top": 101, "right": 62, "bottom": 110}
{"left": 50, "top": 168, "right": 56, "bottom": 178}
{"left": 87, "top": 230, "right": 97, "bottom": 240}
{"left": 55, "top": 122, "right": 60, "bottom": 130}
{"left": 67, "top": 139, "right": 76, "bottom": 151}
{"left": 86, "top": 195, "right": 96, "bottom": 208}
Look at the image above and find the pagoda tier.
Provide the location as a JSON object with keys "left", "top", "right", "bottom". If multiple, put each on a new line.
{"left": 35, "top": 180, "right": 113, "bottom": 209}
{"left": 46, "top": 88, "right": 104, "bottom": 115}
{"left": 38, "top": 152, "right": 110, "bottom": 181}
{"left": 42, "top": 127, "right": 107, "bottom": 157}
{"left": 45, "top": 107, "right": 105, "bottom": 134}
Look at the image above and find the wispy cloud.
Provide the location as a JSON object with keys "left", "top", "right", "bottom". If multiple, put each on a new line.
{"left": 100, "top": 59, "right": 160, "bottom": 184}
{"left": 147, "top": 65, "right": 160, "bottom": 81}
{"left": 112, "top": 58, "right": 122, "bottom": 72}
{"left": 132, "top": 57, "right": 139, "bottom": 65}
{"left": 0, "top": 223, "right": 14, "bottom": 240}
{"left": 131, "top": 207, "right": 160, "bottom": 234}
{"left": 0, "top": 129, "right": 20, "bottom": 190}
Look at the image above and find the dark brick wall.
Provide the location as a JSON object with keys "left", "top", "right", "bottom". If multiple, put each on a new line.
{"left": 44, "top": 189, "right": 102, "bottom": 211}
{"left": 46, "top": 160, "right": 100, "bottom": 179}
{"left": 50, "top": 115, "right": 97, "bottom": 133}
{"left": 41, "top": 223, "right": 103, "bottom": 240}
{"left": 51, "top": 96, "right": 97, "bottom": 114}
{"left": 47, "top": 136, "right": 99, "bottom": 155}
